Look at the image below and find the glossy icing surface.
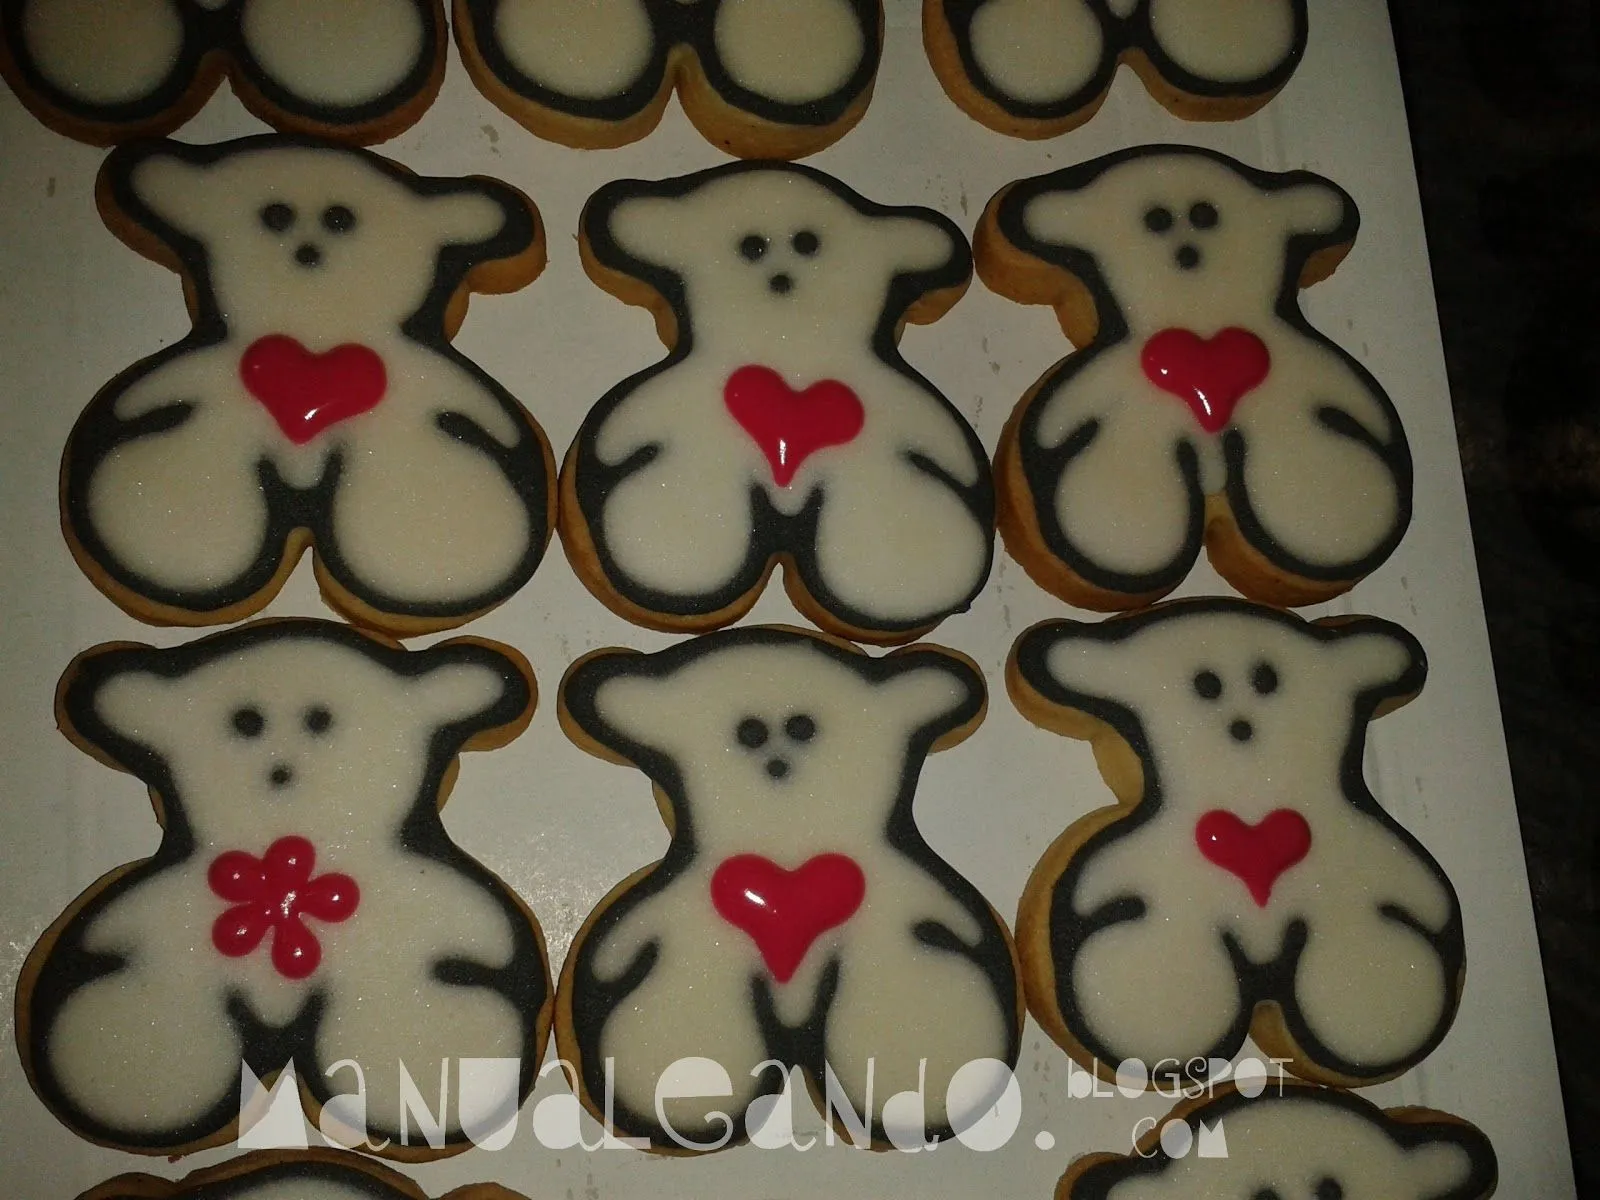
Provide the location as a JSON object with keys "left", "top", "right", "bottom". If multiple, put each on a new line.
{"left": 569, "top": 162, "right": 992, "bottom": 636}
{"left": 64, "top": 136, "right": 552, "bottom": 628}
{"left": 560, "top": 628, "right": 1020, "bottom": 1148}
{"left": 1012, "top": 601, "right": 1464, "bottom": 1082}
{"left": 25, "top": 622, "right": 550, "bottom": 1152}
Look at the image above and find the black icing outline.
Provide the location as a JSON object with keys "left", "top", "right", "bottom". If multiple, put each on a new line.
{"left": 935, "top": 0, "right": 1307, "bottom": 126}
{"left": 570, "top": 160, "right": 994, "bottom": 638}
{"left": 1011, "top": 599, "right": 1465, "bottom": 1085}
{"left": 24, "top": 620, "right": 551, "bottom": 1154}
{"left": 560, "top": 627, "right": 1021, "bottom": 1150}
{"left": 457, "top": 0, "right": 881, "bottom": 143}
{"left": 61, "top": 133, "right": 553, "bottom": 628}
{"left": 1067, "top": 1085, "right": 1498, "bottom": 1200}
{"left": 991, "top": 144, "right": 1413, "bottom": 599}
{"left": 0, "top": 0, "right": 444, "bottom": 143}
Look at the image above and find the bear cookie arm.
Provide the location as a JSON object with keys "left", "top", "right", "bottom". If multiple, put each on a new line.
{"left": 976, "top": 145, "right": 1412, "bottom": 610}
{"left": 453, "top": 0, "right": 882, "bottom": 158}
{"left": 924, "top": 0, "right": 1308, "bottom": 139}
{"left": 1057, "top": 1085, "right": 1498, "bottom": 1200}
{"left": 553, "top": 626, "right": 1023, "bottom": 1151}
{"left": 61, "top": 134, "right": 557, "bottom": 637}
{"left": 77, "top": 1149, "right": 534, "bottom": 1200}
{"left": 1007, "top": 599, "right": 1466, "bottom": 1090}
{"left": 0, "top": 0, "right": 448, "bottom": 146}
{"left": 19, "top": 620, "right": 552, "bottom": 1159}
{"left": 560, "top": 160, "right": 995, "bottom": 645}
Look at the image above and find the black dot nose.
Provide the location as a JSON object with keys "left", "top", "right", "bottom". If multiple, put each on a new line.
{"left": 1175, "top": 244, "right": 1201, "bottom": 270}
{"left": 294, "top": 243, "right": 322, "bottom": 267}
{"left": 765, "top": 757, "right": 790, "bottom": 780}
{"left": 268, "top": 763, "right": 294, "bottom": 788}
{"left": 1228, "top": 718, "right": 1254, "bottom": 743}
{"left": 768, "top": 272, "right": 793, "bottom": 295}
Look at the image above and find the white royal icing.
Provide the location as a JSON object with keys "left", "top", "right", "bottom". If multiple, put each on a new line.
{"left": 238, "top": 0, "right": 427, "bottom": 108}
{"left": 20, "top": 0, "right": 185, "bottom": 105}
{"left": 571, "top": 635, "right": 1012, "bottom": 1138}
{"left": 1028, "top": 607, "right": 1455, "bottom": 1073}
{"left": 1144, "top": 0, "right": 1298, "bottom": 84}
{"left": 712, "top": 0, "right": 864, "bottom": 105}
{"left": 1016, "top": 151, "right": 1404, "bottom": 582}
{"left": 491, "top": 0, "right": 655, "bottom": 100}
{"left": 79, "top": 142, "right": 540, "bottom": 614}
{"left": 587, "top": 167, "right": 987, "bottom": 627}
{"left": 1094, "top": 1095, "right": 1479, "bottom": 1200}
{"left": 40, "top": 632, "right": 536, "bottom": 1143}
{"left": 968, "top": 0, "right": 1103, "bottom": 105}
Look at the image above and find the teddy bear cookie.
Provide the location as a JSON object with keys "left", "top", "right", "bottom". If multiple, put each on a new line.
{"left": 62, "top": 135, "right": 556, "bottom": 636}
{"left": 562, "top": 161, "right": 994, "bottom": 645}
{"left": 19, "top": 620, "right": 551, "bottom": 1158}
{"left": 80, "top": 1150, "right": 530, "bottom": 1199}
{"left": 977, "top": 146, "right": 1411, "bottom": 609}
{"left": 556, "top": 626, "right": 1022, "bottom": 1151}
{"left": 1058, "top": 1085, "right": 1498, "bottom": 1200}
{"left": 1009, "top": 600, "right": 1465, "bottom": 1089}
{"left": 925, "top": 0, "right": 1307, "bottom": 139}
{"left": 0, "top": 0, "right": 446, "bottom": 146}
{"left": 454, "top": 0, "right": 881, "bottom": 158}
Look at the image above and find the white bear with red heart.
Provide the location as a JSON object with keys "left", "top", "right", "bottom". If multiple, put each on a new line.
{"left": 63, "top": 135, "right": 553, "bottom": 633}
{"left": 981, "top": 146, "right": 1412, "bottom": 607}
{"left": 563, "top": 161, "right": 993, "bottom": 642}
{"left": 1010, "top": 601, "right": 1464, "bottom": 1087}
{"left": 557, "top": 628, "right": 1019, "bottom": 1149}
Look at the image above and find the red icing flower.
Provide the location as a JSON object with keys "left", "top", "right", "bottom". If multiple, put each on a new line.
{"left": 208, "top": 835, "right": 359, "bottom": 980}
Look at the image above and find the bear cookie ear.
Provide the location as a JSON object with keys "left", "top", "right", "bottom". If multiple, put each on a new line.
{"left": 878, "top": 651, "right": 984, "bottom": 741}
{"left": 121, "top": 148, "right": 218, "bottom": 241}
{"left": 428, "top": 183, "right": 518, "bottom": 250}
{"left": 1325, "top": 620, "right": 1425, "bottom": 700}
{"left": 1404, "top": 1136, "right": 1479, "bottom": 1198}
{"left": 1276, "top": 176, "right": 1354, "bottom": 242}
{"left": 408, "top": 650, "right": 527, "bottom": 734}
{"left": 597, "top": 192, "right": 687, "bottom": 271}
{"left": 877, "top": 213, "right": 962, "bottom": 277}
{"left": 68, "top": 659, "right": 180, "bottom": 756}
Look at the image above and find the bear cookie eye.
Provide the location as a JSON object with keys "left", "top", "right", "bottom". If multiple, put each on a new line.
{"left": 736, "top": 716, "right": 769, "bottom": 748}
{"left": 259, "top": 202, "right": 294, "bottom": 233}
{"left": 1192, "top": 669, "right": 1223, "bottom": 700}
{"left": 1249, "top": 1189, "right": 1282, "bottom": 1200}
{"left": 1251, "top": 662, "right": 1279, "bottom": 695}
{"left": 1142, "top": 205, "right": 1175, "bottom": 234}
{"left": 791, "top": 230, "right": 820, "bottom": 256}
{"left": 303, "top": 704, "right": 333, "bottom": 734}
{"left": 784, "top": 713, "right": 816, "bottom": 742}
{"left": 1189, "top": 201, "right": 1219, "bottom": 229}
{"left": 321, "top": 204, "right": 356, "bottom": 234}
{"left": 231, "top": 706, "right": 265, "bottom": 737}
{"left": 738, "top": 234, "right": 768, "bottom": 261}
{"left": 1314, "top": 1178, "right": 1344, "bottom": 1200}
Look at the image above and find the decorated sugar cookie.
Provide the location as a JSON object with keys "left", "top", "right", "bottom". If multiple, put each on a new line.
{"left": 80, "top": 1150, "right": 530, "bottom": 1199}
{"left": 63, "top": 135, "right": 555, "bottom": 636}
{"left": 1059, "top": 1085, "right": 1497, "bottom": 1200}
{"left": 978, "top": 146, "right": 1411, "bottom": 609}
{"left": 557, "top": 627, "right": 1022, "bottom": 1151}
{"left": 562, "top": 161, "right": 993, "bottom": 645}
{"left": 20, "top": 620, "right": 550, "bottom": 1158}
{"left": 454, "top": 0, "right": 881, "bottom": 158}
{"left": 0, "top": 0, "right": 446, "bottom": 146}
{"left": 925, "top": 0, "right": 1307, "bottom": 139}
{"left": 1009, "top": 600, "right": 1465, "bottom": 1088}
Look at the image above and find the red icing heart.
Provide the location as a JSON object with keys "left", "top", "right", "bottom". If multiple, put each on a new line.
{"left": 710, "top": 853, "right": 866, "bottom": 982}
{"left": 723, "top": 364, "right": 865, "bottom": 487}
{"left": 240, "top": 334, "right": 387, "bottom": 444}
{"left": 208, "top": 835, "right": 360, "bottom": 979}
{"left": 1141, "top": 327, "right": 1271, "bottom": 433}
{"left": 1194, "top": 808, "right": 1311, "bottom": 907}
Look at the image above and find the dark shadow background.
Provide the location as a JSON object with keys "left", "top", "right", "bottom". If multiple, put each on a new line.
{"left": 1389, "top": 0, "right": 1599, "bottom": 1187}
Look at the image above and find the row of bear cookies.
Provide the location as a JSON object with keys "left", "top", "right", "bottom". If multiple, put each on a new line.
{"left": 2, "top": 0, "right": 1499, "bottom": 1196}
{"left": 57, "top": 135, "right": 1406, "bottom": 640}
